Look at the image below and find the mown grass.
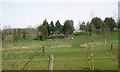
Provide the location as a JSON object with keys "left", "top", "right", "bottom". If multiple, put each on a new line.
{"left": 2, "top": 32, "right": 118, "bottom": 70}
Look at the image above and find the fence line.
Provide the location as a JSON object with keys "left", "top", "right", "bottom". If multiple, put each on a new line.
{"left": 3, "top": 56, "right": 117, "bottom": 62}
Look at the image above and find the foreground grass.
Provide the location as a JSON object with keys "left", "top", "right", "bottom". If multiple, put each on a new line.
{"left": 2, "top": 32, "right": 118, "bottom": 70}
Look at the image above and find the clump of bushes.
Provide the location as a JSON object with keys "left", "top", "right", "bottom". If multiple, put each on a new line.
{"left": 48, "top": 34, "right": 64, "bottom": 39}
{"left": 58, "top": 34, "right": 64, "bottom": 38}
{"left": 73, "top": 32, "right": 84, "bottom": 36}
{"left": 48, "top": 34, "right": 58, "bottom": 39}
{"left": 34, "top": 35, "right": 43, "bottom": 40}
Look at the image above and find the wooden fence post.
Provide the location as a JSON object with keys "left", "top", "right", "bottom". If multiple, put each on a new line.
{"left": 43, "top": 46, "right": 45, "bottom": 55}
{"left": 49, "top": 54, "right": 54, "bottom": 72}
{"left": 111, "top": 44, "right": 113, "bottom": 50}
{"left": 91, "top": 53, "right": 94, "bottom": 71}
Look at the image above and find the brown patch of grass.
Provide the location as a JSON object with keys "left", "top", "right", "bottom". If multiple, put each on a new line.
{"left": 80, "top": 42, "right": 101, "bottom": 48}
{"left": 2, "top": 46, "right": 32, "bottom": 51}
{"left": 50, "top": 44, "right": 71, "bottom": 48}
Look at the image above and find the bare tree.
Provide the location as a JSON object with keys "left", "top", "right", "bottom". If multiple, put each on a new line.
{"left": 102, "top": 28, "right": 109, "bottom": 44}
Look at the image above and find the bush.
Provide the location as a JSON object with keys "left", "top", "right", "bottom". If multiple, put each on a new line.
{"left": 22, "top": 31, "right": 26, "bottom": 39}
{"left": 48, "top": 34, "right": 58, "bottom": 39}
{"left": 48, "top": 34, "right": 65, "bottom": 39}
{"left": 84, "top": 32, "right": 92, "bottom": 36}
{"left": 34, "top": 35, "right": 43, "bottom": 41}
{"left": 58, "top": 34, "right": 64, "bottom": 38}
{"left": 73, "top": 32, "right": 84, "bottom": 36}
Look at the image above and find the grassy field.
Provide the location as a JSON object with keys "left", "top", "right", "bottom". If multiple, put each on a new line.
{"left": 2, "top": 32, "right": 118, "bottom": 70}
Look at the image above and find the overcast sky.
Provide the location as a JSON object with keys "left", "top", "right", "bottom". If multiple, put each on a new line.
{"left": 0, "top": 0, "right": 119, "bottom": 30}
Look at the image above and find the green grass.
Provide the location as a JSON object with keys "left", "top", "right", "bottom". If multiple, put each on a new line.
{"left": 2, "top": 32, "right": 118, "bottom": 70}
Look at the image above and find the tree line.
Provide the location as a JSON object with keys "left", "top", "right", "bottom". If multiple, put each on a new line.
{"left": 2, "top": 17, "right": 120, "bottom": 42}
{"left": 36, "top": 19, "right": 74, "bottom": 40}
{"left": 79, "top": 17, "right": 118, "bottom": 32}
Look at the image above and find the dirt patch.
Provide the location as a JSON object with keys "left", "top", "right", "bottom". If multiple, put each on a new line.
{"left": 50, "top": 44, "right": 71, "bottom": 48}
{"left": 2, "top": 46, "right": 32, "bottom": 51}
{"left": 2, "top": 44, "right": 71, "bottom": 51}
{"left": 80, "top": 42, "right": 101, "bottom": 48}
{"left": 115, "top": 40, "right": 118, "bottom": 43}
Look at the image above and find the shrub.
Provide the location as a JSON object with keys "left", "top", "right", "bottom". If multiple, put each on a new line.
{"left": 84, "top": 32, "right": 92, "bottom": 36}
{"left": 34, "top": 35, "right": 43, "bottom": 41}
{"left": 73, "top": 32, "right": 84, "bottom": 36}
{"left": 58, "top": 34, "right": 64, "bottom": 38}
{"left": 22, "top": 31, "right": 26, "bottom": 39}
{"left": 48, "top": 34, "right": 58, "bottom": 39}
{"left": 48, "top": 34, "right": 65, "bottom": 39}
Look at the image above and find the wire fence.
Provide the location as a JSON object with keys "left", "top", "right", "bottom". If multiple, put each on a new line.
{"left": 2, "top": 47, "right": 118, "bottom": 70}
{"left": 2, "top": 34, "right": 118, "bottom": 70}
{"left": 3, "top": 56, "right": 117, "bottom": 62}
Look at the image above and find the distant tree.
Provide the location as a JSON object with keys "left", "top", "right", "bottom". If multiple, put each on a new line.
{"left": 27, "top": 28, "right": 36, "bottom": 40}
{"left": 85, "top": 21, "right": 89, "bottom": 32}
{"left": 37, "top": 25, "right": 48, "bottom": 40}
{"left": 84, "top": 21, "right": 92, "bottom": 36}
{"left": 102, "top": 22, "right": 108, "bottom": 28}
{"left": 17, "top": 29, "right": 21, "bottom": 40}
{"left": 43, "top": 19, "right": 50, "bottom": 36}
{"left": 102, "top": 27, "right": 109, "bottom": 44}
{"left": 104, "top": 17, "right": 116, "bottom": 31}
{"left": 3, "top": 25, "right": 12, "bottom": 36}
{"left": 49, "top": 21, "right": 55, "bottom": 34}
{"left": 90, "top": 17, "right": 103, "bottom": 31}
{"left": 63, "top": 20, "right": 74, "bottom": 35}
{"left": 35, "top": 31, "right": 42, "bottom": 40}
{"left": 100, "top": 22, "right": 109, "bottom": 44}
{"left": 22, "top": 31, "right": 26, "bottom": 39}
{"left": 85, "top": 22, "right": 96, "bottom": 33}
{"left": 55, "top": 20, "right": 63, "bottom": 34}
{"left": 13, "top": 29, "right": 17, "bottom": 42}
{"left": 90, "top": 23, "right": 96, "bottom": 33}
{"left": 79, "top": 21, "right": 86, "bottom": 32}
{"left": 2, "top": 33, "right": 4, "bottom": 41}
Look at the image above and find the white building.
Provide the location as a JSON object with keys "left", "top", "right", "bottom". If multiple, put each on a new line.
{"left": 118, "top": 1, "right": 120, "bottom": 20}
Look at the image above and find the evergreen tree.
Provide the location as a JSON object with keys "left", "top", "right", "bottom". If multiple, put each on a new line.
{"left": 55, "top": 20, "right": 63, "bottom": 34}
{"left": 43, "top": 19, "right": 50, "bottom": 36}
{"left": 37, "top": 25, "right": 48, "bottom": 40}
{"left": 79, "top": 21, "right": 86, "bottom": 32}
{"left": 63, "top": 20, "right": 74, "bottom": 35}
{"left": 49, "top": 21, "right": 55, "bottom": 34}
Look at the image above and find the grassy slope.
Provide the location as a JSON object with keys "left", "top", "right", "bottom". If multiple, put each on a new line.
{"left": 2, "top": 32, "right": 118, "bottom": 70}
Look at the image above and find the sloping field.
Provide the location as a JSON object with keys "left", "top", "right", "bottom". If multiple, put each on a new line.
{"left": 2, "top": 32, "right": 118, "bottom": 70}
